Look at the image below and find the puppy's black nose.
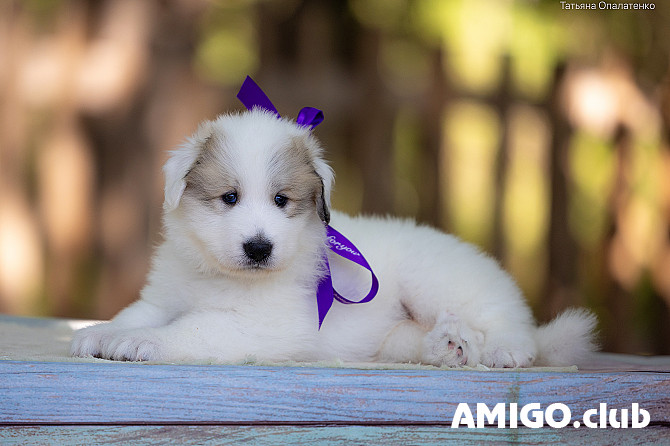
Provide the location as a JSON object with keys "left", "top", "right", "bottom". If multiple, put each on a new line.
{"left": 243, "top": 239, "right": 273, "bottom": 263}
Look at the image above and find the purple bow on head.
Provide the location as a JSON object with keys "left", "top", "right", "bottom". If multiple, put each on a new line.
{"left": 237, "top": 76, "right": 324, "bottom": 130}
{"left": 237, "top": 76, "right": 378, "bottom": 329}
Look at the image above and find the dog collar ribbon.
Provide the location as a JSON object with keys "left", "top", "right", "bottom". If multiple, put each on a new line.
{"left": 237, "top": 76, "right": 378, "bottom": 329}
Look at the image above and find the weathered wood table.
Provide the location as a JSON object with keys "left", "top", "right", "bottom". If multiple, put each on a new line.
{"left": 0, "top": 314, "right": 668, "bottom": 444}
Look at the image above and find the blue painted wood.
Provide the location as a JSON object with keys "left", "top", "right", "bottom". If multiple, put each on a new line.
{"left": 1, "top": 425, "right": 670, "bottom": 446}
{"left": 1, "top": 360, "right": 668, "bottom": 425}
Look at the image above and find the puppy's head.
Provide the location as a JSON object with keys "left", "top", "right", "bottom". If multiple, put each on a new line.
{"left": 162, "top": 109, "right": 333, "bottom": 277}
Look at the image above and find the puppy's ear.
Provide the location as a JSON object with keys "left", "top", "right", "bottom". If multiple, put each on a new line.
{"left": 311, "top": 147, "right": 334, "bottom": 225}
{"left": 163, "top": 121, "right": 213, "bottom": 212}
{"left": 316, "top": 178, "right": 330, "bottom": 224}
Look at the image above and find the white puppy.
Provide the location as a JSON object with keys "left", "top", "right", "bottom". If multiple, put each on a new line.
{"left": 71, "top": 109, "right": 597, "bottom": 367}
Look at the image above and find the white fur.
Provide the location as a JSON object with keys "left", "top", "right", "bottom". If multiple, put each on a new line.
{"left": 71, "top": 109, "right": 597, "bottom": 367}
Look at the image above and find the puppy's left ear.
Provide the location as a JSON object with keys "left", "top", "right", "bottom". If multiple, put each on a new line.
{"left": 316, "top": 178, "right": 330, "bottom": 224}
{"left": 163, "top": 121, "right": 213, "bottom": 212}
{"left": 311, "top": 149, "right": 334, "bottom": 225}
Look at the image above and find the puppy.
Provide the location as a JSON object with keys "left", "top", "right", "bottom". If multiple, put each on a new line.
{"left": 71, "top": 109, "right": 597, "bottom": 367}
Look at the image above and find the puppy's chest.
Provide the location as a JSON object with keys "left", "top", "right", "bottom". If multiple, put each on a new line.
{"left": 189, "top": 277, "right": 316, "bottom": 315}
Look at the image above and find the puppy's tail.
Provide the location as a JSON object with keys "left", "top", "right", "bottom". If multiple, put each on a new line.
{"left": 534, "top": 308, "right": 598, "bottom": 366}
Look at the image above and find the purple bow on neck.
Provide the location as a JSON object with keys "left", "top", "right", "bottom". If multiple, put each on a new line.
{"left": 237, "top": 76, "right": 378, "bottom": 329}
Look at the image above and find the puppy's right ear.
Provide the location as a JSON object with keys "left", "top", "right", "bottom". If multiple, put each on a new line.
{"left": 163, "top": 121, "right": 213, "bottom": 212}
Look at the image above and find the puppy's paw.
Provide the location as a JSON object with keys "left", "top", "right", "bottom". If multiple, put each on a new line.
{"left": 421, "top": 313, "right": 482, "bottom": 367}
{"left": 481, "top": 347, "right": 535, "bottom": 368}
{"left": 100, "top": 330, "right": 163, "bottom": 362}
{"left": 70, "top": 322, "right": 119, "bottom": 358}
{"left": 70, "top": 324, "right": 162, "bottom": 362}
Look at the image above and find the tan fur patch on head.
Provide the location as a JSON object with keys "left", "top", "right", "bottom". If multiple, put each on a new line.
{"left": 267, "top": 137, "right": 326, "bottom": 220}
{"left": 183, "top": 133, "right": 238, "bottom": 203}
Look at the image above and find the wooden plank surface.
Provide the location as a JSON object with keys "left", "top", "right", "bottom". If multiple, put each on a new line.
{"left": 1, "top": 313, "right": 670, "bottom": 445}
{"left": 1, "top": 360, "right": 668, "bottom": 425}
{"left": 1, "top": 425, "right": 670, "bottom": 446}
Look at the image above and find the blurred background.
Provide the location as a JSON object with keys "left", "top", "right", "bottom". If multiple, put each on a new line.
{"left": 1, "top": 0, "right": 669, "bottom": 355}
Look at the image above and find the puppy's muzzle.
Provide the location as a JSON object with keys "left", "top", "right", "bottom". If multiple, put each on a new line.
{"left": 243, "top": 238, "right": 273, "bottom": 263}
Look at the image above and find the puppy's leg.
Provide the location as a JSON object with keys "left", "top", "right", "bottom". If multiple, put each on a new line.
{"left": 375, "top": 320, "right": 426, "bottom": 364}
{"left": 70, "top": 300, "right": 173, "bottom": 358}
{"left": 92, "top": 310, "right": 310, "bottom": 363}
{"left": 89, "top": 311, "right": 232, "bottom": 362}
{"left": 390, "top": 288, "right": 536, "bottom": 367}
{"left": 390, "top": 243, "right": 538, "bottom": 367}
{"left": 376, "top": 314, "right": 478, "bottom": 367}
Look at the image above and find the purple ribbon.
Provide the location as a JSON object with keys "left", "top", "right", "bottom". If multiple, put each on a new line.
{"left": 237, "top": 76, "right": 378, "bottom": 328}
{"left": 237, "top": 76, "right": 324, "bottom": 130}
{"left": 317, "top": 226, "right": 379, "bottom": 328}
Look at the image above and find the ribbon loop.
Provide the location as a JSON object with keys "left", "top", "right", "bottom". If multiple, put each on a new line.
{"left": 236, "top": 76, "right": 377, "bottom": 329}
{"left": 297, "top": 107, "right": 324, "bottom": 130}
{"left": 316, "top": 226, "right": 379, "bottom": 328}
{"left": 236, "top": 76, "right": 280, "bottom": 117}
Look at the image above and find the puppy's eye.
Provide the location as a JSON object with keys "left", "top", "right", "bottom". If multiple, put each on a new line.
{"left": 274, "top": 194, "right": 288, "bottom": 208}
{"left": 222, "top": 192, "right": 238, "bottom": 205}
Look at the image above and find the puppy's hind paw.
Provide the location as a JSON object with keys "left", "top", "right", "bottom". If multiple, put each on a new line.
{"left": 423, "top": 335, "right": 466, "bottom": 367}
{"left": 421, "top": 313, "right": 481, "bottom": 367}
{"left": 482, "top": 348, "right": 535, "bottom": 368}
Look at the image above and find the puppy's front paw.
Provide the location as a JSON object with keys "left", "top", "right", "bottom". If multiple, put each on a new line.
{"left": 421, "top": 313, "right": 482, "bottom": 367}
{"left": 70, "top": 324, "right": 162, "bottom": 361}
{"left": 70, "top": 322, "right": 118, "bottom": 358}
{"left": 100, "top": 330, "right": 162, "bottom": 362}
